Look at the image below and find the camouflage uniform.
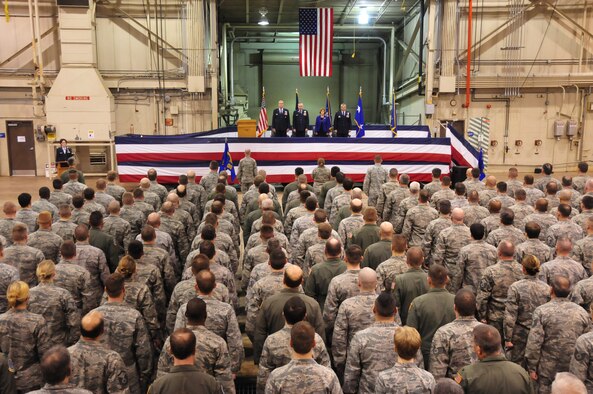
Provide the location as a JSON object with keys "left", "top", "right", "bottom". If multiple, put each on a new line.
{"left": 29, "top": 282, "right": 80, "bottom": 347}
{"left": 82, "top": 200, "right": 106, "bottom": 216}
{"left": 464, "top": 179, "right": 485, "bottom": 194}
{"left": 343, "top": 322, "right": 423, "bottom": 394}
{"left": 165, "top": 279, "right": 230, "bottom": 334}
{"left": 187, "top": 182, "right": 208, "bottom": 215}
{"left": 0, "top": 263, "right": 18, "bottom": 313}
{"left": 430, "top": 317, "right": 482, "bottom": 379}
{"left": 27, "top": 228, "right": 63, "bottom": 263}
{"left": 450, "top": 196, "right": 469, "bottom": 209}
{"left": 523, "top": 212, "right": 557, "bottom": 241}
{"left": 322, "top": 269, "right": 361, "bottom": 330}
{"left": 312, "top": 167, "right": 331, "bottom": 194}
{"left": 462, "top": 203, "right": 490, "bottom": 227}
{"left": 421, "top": 217, "right": 452, "bottom": 264}
{"left": 332, "top": 291, "right": 378, "bottom": 373}
{"left": 504, "top": 277, "right": 551, "bottom": 365}
{"left": 432, "top": 223, "right": 471, "bottom": 285}
{"left": 516, "top": 239, "right": 553, "bottom": 268}
{"left": 31, "top": 199, "right": 59, "bottom": 221}
{"left": 545, "top": 220, "right": 584, "bottom": 248}
{"left": 0, "top": 309, "right": 50, "bottom": 392}
{"left": 302, "top": 243, "right": 331, "bottom": 280}
{"left": 157, "top": 325, "right": 235, "bottom": 394}
{"left": 103, "top": 215, "right": 132, "bottom": 256}
{"left": 199, "top": 172, "right": 218, "bottom": 194}
{"left": 534, "top": 175, "right": 561, "bottom": 192}
{"left": 68, "top": 338, "right": 130, "bottom": 394}
{"left": 284, "top": 205, "right": 308, "bottom": 238}
{"left": 478, "top": 189, "right": 498, "bottom": 207}
{"left": 92, "top": 301, "right": 153, "bottom": 394}
{"left": 375, "top": 362, "right": 436, "bottom": 394}
{"left": 289, "top": 215, "right": 316, "bottom": 248}
{"left": 293, "top": 227, "right": 340, "bottom": 270}
{"left": 242, "top": 243, "right": 271, "bottom": 291}
{"left": 538, "top": 256, "right": 587, "bottom": 287}
{"left": 573, "top": 175, "right": 590, "bottom": 194}
{"left": 71, "top": 209, "right": 90, "bottom": 227}
{"left": 63, "top": 180, "right": 86, "bottom": 197}
{"left": 49, "top": 190, "right": 73, "bottom": 208}
{"left": 423, "top": 180, "right": 441, "bottom": 197}
{"left": 16, "top": 208, "right": 38, "bottom": 233}
{"left": 573, "top": 210, "right": 593, "bottom": 233}
{"left": 142, "top": 244, "right": 176, "bottom": 296}
{"left": 324, "top": 184, "right": 345, "bottom": 220}
{"left": 246, "top": 272, "right": 286, "bottom": 339}
{"left": 376, "top": 255, "right": 407, "bottom": 292}
{"left": 141, "top": 190, "right": 161, "bottom": 212}
{"left": 192, "top": 233, "right": 239, "bottom": 275}
{"left": 173, "top": 296, "right": 244, "bottom": 374}
{"left": 570, "top": 331, "right": 593, "bottom": 392}
{"left": 265, "top": 359, "right": 341, "bottom": 394}
{"left": 0, "top": 218, "right": 25, "bottom": 246}
{"left": 94, "top": 192, "right": 116, "bottom": 211}
{"left": 480, "top": 214, "right": 501, "bottom": 237}
{"left": 383, "top": 187, "right": 410, "bottom": 224}
{"left": 258, "top": 325, "right": 330, "bottom": 394}
{"left": 148, "top": 181, "right": 168, "bottom": 202}
{"left": 525, "top": 298, "right": 591, "bottom": 394}
{"left": 569, "top": 277, "right": 593, "bottom": 310}
{"left": 491, "top": 194, "right": 516, "bottom": 209}
{"left": 337, "top": 215, "right": 364, "bottom": 250}
{"left": 393, "top": 195, "right": 419, "bottom": 233}
{"left": 506, "top": 179, "right": 524, "bottom": 197}
{"left": 76, "top": 241, "right": 110, "bottom": 309}
{"left": 402, "top": 204, "right": 438, "bottom": 247}
{"left": 329, "top": 193, "right": 352, "bottom": 226}
{"left": 363, "top": 163, "right": 388, "bottom": 207}
{"left": 237, "top": 157, "right": 258, "bottom": 193}
{"left": 52, "top": 219, "right": 77, "bottom": 241}
{"left": 160, "top": 215, "right": 190, "bottom": 263}
{"left": 430, "top": 188, "right": 456, "bottom": 210}
{"left": 132, "top": 200, "right": 154, "bottom": 220}
{"left": 476, "top": 259, "right": 524, "bottom": 336}
{"left": 452, "top": 240, "right": 498, "bottom": 294}
{"left": 486, "top": 224, "right": 526, "bottom": 247}
{"left": 376, "top": 181, "right": 400, "bottom": 218}
{"left": 28, "top": 383, "right": 92, "bottom": 393}
{"left": 105, "top": 182, "right": 127, "bottom": 202}
{"left": 55, "top": 259, "right": 93, "bottom": 314}
{"left": 509, "top": 202, "right": 535, "bottom": 229}
{"left": 3, "top": 243, "right": 44, "bottom": 286}
{"left": 120, "top": 207, "right": 145, "bottom": 240}
{"left": 522, "top": 187, "right": 545, "bottom": 207}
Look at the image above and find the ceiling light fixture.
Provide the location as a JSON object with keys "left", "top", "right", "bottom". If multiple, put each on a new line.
{"left": 358, "top": 7, "right": 369, "bottom": 25}
{"left": 258, "top": 7, "right": 269, "bottom": 26}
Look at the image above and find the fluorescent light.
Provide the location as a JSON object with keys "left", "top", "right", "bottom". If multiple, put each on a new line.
{"left": 358, "top": 8, "right": 369, "bottom": 25}
{"left": 258, "top": 18, "right": 269, "bottom": 26}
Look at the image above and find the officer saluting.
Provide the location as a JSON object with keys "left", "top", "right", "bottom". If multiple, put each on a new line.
{"left": 292, "top": 102, "right": 310, "bottom": 137}
{"left": 334, "top": 103, "right": 352, "bottom": 137}
{"left": 272, "top": 100, "right": 291, "bottom": 137}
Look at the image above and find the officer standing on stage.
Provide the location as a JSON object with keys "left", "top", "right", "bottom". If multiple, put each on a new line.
{"left": 272, "top": 100, "right": 291, "bottom": 137}
{"left": 334, "top": 103, "right": 352, "bottom": 138}
{"left": 292, "top": 102, "right": 310, "bottom": 137}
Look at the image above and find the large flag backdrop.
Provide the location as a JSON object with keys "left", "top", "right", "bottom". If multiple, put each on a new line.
{"left": 115, "top": 136, "right": 452, "bottom": 184}
{"left": 299, "top": 8, "right": 333, "bottom": 77}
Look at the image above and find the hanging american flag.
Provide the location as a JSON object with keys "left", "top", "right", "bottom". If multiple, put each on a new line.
{"left": 256, "top": 87, "right": 268, "bottom": 138}
{"left": 299, "top": 8, "right": 334, "bottom": 77}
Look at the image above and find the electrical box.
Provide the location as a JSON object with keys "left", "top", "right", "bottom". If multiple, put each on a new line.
{"left": 439, "top": 76, "right": 456, "bottom": 93}
{"left": 425, "top": 104, "right": 435, "bottom": 115}
{"left": 567, "top": 120, "right": 579, "bottom": 138}
{"left": 554, "top": 120, "right": 565, "bottom": 140}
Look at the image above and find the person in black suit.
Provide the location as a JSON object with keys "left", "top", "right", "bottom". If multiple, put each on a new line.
{"left": 334, "top": 103, "right": 352, "bottom": 137}
{"left": 271, "top": 100, "right": 291, "bottom": 137}
{"left": 292, "top": 102, "right": 310, "bottom": 137}
{"left": 55, "top": 138, "right": 73, "bottom": 167}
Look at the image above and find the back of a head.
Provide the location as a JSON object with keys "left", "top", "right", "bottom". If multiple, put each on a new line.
{"left": 260, "top": 224, "right": 275, "bottom": 240}
{"left": 122, "top": 192, "right": 134, "bottom": 205}
{"left": 335, "top": 172, "right": 345, "bottom": 184}
{"left": 269, "top": 248, "right": 287, "bottom": 270}
{"left": 343, "top": 178, "right": 354, "bottom": 191}
{"left": 345, "top": 245, "right": 363, "bottom": 266}
{"left": 455, "top": 182, "right": 466, "bottom": 196}
{"left": 374, "top": 291, "right": 397, "bottom": 318}
{"left": 418, "top": 189, "right": 429, "bottom": 203}
{"left": 552, "top": 275, "right": 571, "bottom": 298}
{"left": 11, "top": 223, "right": 28, "bottom": 242}
{"left": 399, "top": 174, "right": 410, "bottom": 186}
{"left": 190, "top": 254, "right": 210, "bottom": 275}
{"left": 358, "top": 267, "right": 377, "bottom": 290}
{"left": 500, "top": 208, "right": 514, "bottom": 225}
{"left": 558, "top": 203, "right": 572, "bottom": 218}
{"left": 525, "top": 221, "right": 541, "bottom": 239}
{"left": 127, "top": 240, "right": 143, "bottom": 260}
{"left": 524, "top": 174, "right": 534, "bottom": 185}
{"left": 305, "top": 196, "right": 317, "bottom": 211}
{"left": 535, "top": 198, "right": 548, "bottom": 213}
{"left": 488, "top": 199, "right": 502, "bottom": 213}
{"left": 290, "top": 321, "right": 315, "bottom": 355}
{"left": 52, "top": 179, "right": 63, "bottom": 190}
{"left": 40, "top": 346, "right": 71, "bottom": 385}
{"left": 330, "top": 166, "right": 340, "bottom": 177}
{"left": 284, "top": 265, "right": 303, "bottom": 288}
{"left": 392, "top": 234, "right": 407, "bottom": 253}
{"left": 140, "top": 225, "right": 156, "bottom": 242}
{"left": 170, "top": 328, "right": 197, "bottom": 360}
{"left": 522, "top": 254, "right": 541, "bottom": 276}
{"left": 199, "top": 240, "right": 216, "bottom": 260}
{"left": 429, "top": 264, "right": 448, "bottom": 287}
{"left": 546, "top": 181, "right": 559, "bottom": 195}
{"left": 551, "top": 372, "right": 587, "bottom": 394}
{"left": 37, "top": 260, "right": 55, "bottom": 283}
{"left": 3, "top": 201, "right": 16, "bottom": 215}
{"left": 81, "top": 311, "right": 104, "bottom": 339}
{"left": 471, "top": 167, "right": 481, "bottom": 179}
{"left": 107, "top": 170, "right": 118, "bottom": 182}
{"left": 406, "top": 247, "right": 424, "bottom": 267}
{"left": 582, "top": 195, "right": 593, "bottom": 210}
{"left": 454, "top": 288, "right": 476, "bottom": 317}
{"left": 514, "top": 188, "right": 526, "bottom": 201}
{"left": 60, "top": 240, "right": 77, "bottom": 259}
{"left": 39, "top": 187, "right": 50, "bottom": 199}
{"left": 7, "top": 281, "right": 29, "bottom": 309}
{"left": 185, "top": 298, "right": 207, "bottom": 324}
{"left": 89, "top": 211, "right": 103, "bottom": 227}
{"left": 209, "top": 160, "right": 218, "bottom": 171}
{"left": 133, "top": 188, "right": 144, "bottom": 200}
{"left": 196, "top": 269, "right": 216, "bottom": 294}
{"left": 313, "top": 209, "right": 327, "bottom": 224}
{"left": 83, "top": 187, "right": 95, "bottom": 201}
{"left": 432, "top": 168, "right": 442, "bottom": 178}
{"left": 473, "top": 324, "right": 501, "bottom": 356}
{"left": 579, "top": 162, "right": 589, "bottom": 174}
{"left": 116, "top": 255, "right": 137, "bottom": 278}
{"left": 317, "top": 222, "right": 332, "bottom": 240}
{"left": 470, "top": 223, "right": 485, "bottom": 240}
{"left": 498, "top": 240, "right": 515, "bottom": 258}
{"left": 283, "top": 296, "right": 307, "bottom": 325}
{"left": 556, "top": 237, "right": 573, "bottom": 254}
{"left": 17, "top": 193, "right": 31, "bottom": 208}
{"left": 438, "top": 199, "right": 451, "bottom": 215}
{"left": 325, "top": 238, "right": 342, "bottom": 258}
{"left": 468, "top": 190, "right": 479, "bottom": 203}
{"left": 394, "top": 326, "right": 421, "bottom": 361}
{"left": 543, "top": 162, "right": 553, "bottom": 175}
{"left": 496, "top": 181, "right": 507, "bottom": 193}
{"left": 261, "top": 211, "right": 276, "bottom": 225}
{"left": 104, "top": 273, "right": 125, "bottom": 298}
{"left": 441, "top": 176, "right": 451, "bottom": 187}
{"left": 363, "top": 207, "right": 378, "bottom": 222}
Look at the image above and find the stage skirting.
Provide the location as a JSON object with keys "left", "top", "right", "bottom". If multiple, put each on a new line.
{"left": 115, "top": 134, "right": 452, "bottom": 184}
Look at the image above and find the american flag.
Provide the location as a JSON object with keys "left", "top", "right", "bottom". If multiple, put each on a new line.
{"left": 256, "top": 88, "right": 268, "bottom": 138}
{"left": 299, "top": 8, "right": 333, "bottom": 77}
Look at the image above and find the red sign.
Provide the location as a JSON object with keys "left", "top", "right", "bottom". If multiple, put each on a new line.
{"left": 65, "top": 96, "right": 90, "bottom": 100}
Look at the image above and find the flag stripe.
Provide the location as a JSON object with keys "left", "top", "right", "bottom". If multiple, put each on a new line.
{"left": 300, "top": 8, "right": 333, "bottom": 77}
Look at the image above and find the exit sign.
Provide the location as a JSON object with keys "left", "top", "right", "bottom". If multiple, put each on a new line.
{"left": 65, "top": 96, "right": 90, "bottom": 100}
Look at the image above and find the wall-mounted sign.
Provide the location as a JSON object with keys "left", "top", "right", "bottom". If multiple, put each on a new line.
{"left": 17, "top": 136, "right": 26, "bottom": 142}
{"left": 0, "top": 133, "right": 5, "bottom": 138}
{"left": 65, "top": 96, "right": 90, "bottom": 100}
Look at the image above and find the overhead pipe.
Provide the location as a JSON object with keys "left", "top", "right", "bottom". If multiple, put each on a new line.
{"left": 33, "top": 0, "right": 44, "bottom": 87}
{"left": 418, "top": 0, "right": 425, "bottom": 95}
{"left": 465, "top": 0, "right": 473, "bottom": 108}
{"left": 229, "top": 35, "right": 389, "bottom": 104}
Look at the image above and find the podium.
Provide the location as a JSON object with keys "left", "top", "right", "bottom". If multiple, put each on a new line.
{"left": 237, "top": 119, "right": 257, "bottom": 138}
{"left": 56, "top": 161, "right": 69, "bottom": 178}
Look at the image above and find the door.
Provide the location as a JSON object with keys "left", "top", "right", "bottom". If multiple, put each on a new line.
{"left": 6, "top": 121, "right": 36, "bottom": 176}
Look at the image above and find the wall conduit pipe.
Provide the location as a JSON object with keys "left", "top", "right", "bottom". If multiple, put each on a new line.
{"left": 465, "top": 0, "right": 473, "bottom": 108}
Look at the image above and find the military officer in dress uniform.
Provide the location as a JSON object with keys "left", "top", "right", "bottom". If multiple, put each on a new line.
{"left": 272, "top": 100, "right": 291, "bottom": 137}
{"left": 292, "top": 102, "right": 310, "bottom": 137}
{"left": 333, "top": 103, "right": 352, "bottom": 138}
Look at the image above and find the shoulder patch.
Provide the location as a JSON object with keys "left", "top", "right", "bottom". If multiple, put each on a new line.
{"left": 455, "top": 372, "right": 463, "bottom": 384}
